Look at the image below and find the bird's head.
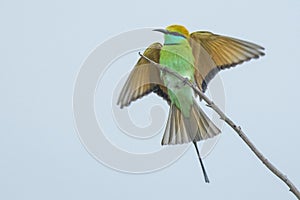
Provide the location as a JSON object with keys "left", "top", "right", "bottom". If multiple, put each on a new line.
{"left": 153, "top": 25, "right": 190, "bottom": 45}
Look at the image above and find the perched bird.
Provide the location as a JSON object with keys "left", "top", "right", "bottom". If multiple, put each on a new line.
{"left": 117, "top": 25, "right": 264, "bottom": 183}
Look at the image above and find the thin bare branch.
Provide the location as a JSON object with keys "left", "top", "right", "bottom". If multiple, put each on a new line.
{"left": 139, "top": 52, "right": 300, "bottom": 199}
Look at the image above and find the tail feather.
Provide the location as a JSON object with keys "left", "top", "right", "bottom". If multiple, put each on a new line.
{"left": 193, "top": 141, "right": 210, "bottom": 183}
{"left": 161, "top": 99, "right": 220, "bottom": 145}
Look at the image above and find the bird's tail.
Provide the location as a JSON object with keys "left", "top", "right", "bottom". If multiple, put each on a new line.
{"left": 161, "top": 99, "right": 221, "bottom": 145}
{"left": 161, "top": 99, "right": 221, "bottom": 183}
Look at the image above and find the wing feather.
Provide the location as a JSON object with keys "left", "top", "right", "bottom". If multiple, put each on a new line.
{"left": 117, "top": 42, "right": 170, "bottom": 108}
{"left": 189, "top": 31, "right": 265, "bottom": 91}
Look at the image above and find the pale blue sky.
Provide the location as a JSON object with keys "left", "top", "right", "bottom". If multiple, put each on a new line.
{"left": 1, "top": 0, "right": 300, "bottom": 199}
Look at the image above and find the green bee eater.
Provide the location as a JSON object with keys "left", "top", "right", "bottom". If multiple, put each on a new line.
{"left": 118, "top": 25, "right": 264, "bottom": 183}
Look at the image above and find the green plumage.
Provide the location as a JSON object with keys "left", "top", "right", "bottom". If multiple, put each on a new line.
{"left": 159, "top": 36, "right": 195, "bottom": 117}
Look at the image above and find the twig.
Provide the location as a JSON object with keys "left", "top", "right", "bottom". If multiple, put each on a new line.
{"left": 139, "top": 52, "right": 300, "bottom": 199}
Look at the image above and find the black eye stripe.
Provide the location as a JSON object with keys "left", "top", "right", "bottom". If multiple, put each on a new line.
{"left": 168, "top": 31, "right": 186, "bottom": 38}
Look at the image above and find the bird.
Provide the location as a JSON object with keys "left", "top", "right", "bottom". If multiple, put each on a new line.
{"left": 117, "top": 24, "right": 265, "bottom": 183}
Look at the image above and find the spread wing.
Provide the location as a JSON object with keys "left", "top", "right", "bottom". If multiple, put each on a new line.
{"left": 189, "top": 31, "right": 265, "bottom": 92}
{"left": 117, "top": 42, "right": 170, "bottom": 108}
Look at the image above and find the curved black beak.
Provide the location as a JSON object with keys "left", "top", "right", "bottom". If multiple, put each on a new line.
{"left": 152, "top": 28, "right": 169, "bottom": 34}
{"left": 153, "top": 28, "right": 186, "bottom": 38}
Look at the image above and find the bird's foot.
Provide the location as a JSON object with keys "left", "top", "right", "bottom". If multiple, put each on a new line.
{"left": 182, "top": 77, "right": 189, "bottom": 86}
{"left": 161, "top": 67, "right": 167, "bottom": 76}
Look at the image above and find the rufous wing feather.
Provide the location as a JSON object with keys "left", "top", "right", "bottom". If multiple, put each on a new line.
{"left": 117, "top": 42, "right": 170, "bottom": 108}
{"left": 189, "top": 31, "right": 265, "bottom": 92}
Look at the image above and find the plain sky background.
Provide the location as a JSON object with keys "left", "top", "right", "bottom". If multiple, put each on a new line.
{"left": 1, "top": 0, "right": 300, "bottom": 199}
